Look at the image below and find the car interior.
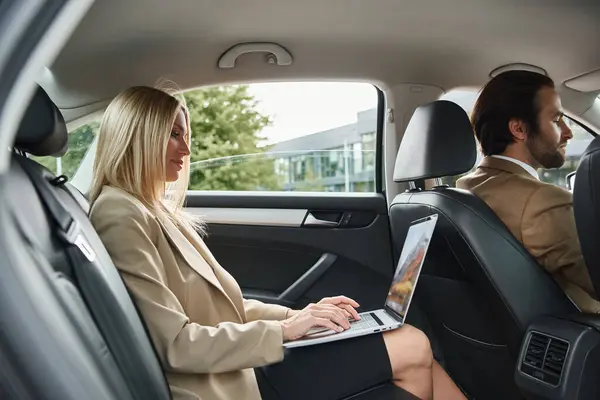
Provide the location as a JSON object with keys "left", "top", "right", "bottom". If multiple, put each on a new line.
{"left": 2, "top": 0, "right": 600, "bottom": 399}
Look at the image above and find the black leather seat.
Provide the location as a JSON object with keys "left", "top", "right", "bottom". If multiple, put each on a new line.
{"left": 6, "top": 86, "right": 171, "bottom": 400}
{"left": 389, "top": 100, "right": 578, "bottom": 400}
{"left": 573, "top": 136, "right": 600, "bottom": 296}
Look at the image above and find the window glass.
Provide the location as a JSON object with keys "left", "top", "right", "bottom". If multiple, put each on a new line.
{"left": 29, "top": 120, "right": 99, "bottom": 179}
{"left": 186, "top": 82, "right": 378, "bottom": 192}
{"left": 440, "top": 90, "right": 595, "bottom": 189}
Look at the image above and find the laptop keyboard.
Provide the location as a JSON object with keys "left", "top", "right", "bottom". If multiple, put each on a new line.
{"left": 348, "top": 313, "right": 382, "bottom": 331}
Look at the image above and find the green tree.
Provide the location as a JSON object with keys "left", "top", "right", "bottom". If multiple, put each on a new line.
{"left": 32, "top": 121, "right": 99, "bottom": 177}
{"left": 185, "top": 85, "right": 280, "bottom": 190}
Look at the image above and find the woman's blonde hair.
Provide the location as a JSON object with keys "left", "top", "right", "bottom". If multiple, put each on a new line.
{"left": 89, "top": 85, "right": 202, "bottom": 233}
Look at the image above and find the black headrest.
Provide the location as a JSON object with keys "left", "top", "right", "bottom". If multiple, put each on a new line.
{"left": 14, "top": 86, "right": 67, "bottom": 157}
{"left": 573, "top": 136, "right": 600, "bottom": 296}
{"left": 393, "top": 100, "right": 476, "bottom": 182}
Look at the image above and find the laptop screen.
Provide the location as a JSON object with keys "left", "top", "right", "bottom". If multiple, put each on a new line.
{"left": 385, "top": 214, "right": 438, "bottom": 319}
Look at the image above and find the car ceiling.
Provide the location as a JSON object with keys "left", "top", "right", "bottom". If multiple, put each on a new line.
{"left": 42, "top": 0, "right": 600, "bottom": 123}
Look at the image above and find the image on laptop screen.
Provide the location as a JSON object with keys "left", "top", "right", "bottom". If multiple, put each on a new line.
{"left": 385, "top": 216, "right": 437, "bottom": 319}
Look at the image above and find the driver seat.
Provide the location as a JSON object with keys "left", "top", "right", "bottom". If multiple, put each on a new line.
{"left": 389, "top": 100, "right": 577, "bottom": 399}
{"left": 573, "top": 136, "right": 600, "bottom": 296}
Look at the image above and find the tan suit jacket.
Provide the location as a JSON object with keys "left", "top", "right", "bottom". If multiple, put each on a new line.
{"left": 89, "top": 186, "right": 290, "bottom": 400}
{"left": 457, "top": 156, "right": 600, "bottom": 313}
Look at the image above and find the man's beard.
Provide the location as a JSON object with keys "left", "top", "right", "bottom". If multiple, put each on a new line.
{"left": 526, "top": 134, "right": 566, "bottom": 169}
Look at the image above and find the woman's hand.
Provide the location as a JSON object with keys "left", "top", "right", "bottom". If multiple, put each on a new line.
{"left": 285, "top": 296, "right": 361, "bottom": 320}
{"left": 280, "top": 296, "right": 361, "bottom": 341}
{"left": 317, "top": 296, "right": 361, "bottom": 321}
{"left": 280, "top": 303, "right": 352, "bottom": 341}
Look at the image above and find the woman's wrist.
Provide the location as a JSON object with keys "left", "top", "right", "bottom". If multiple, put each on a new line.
{"left": 285, "top": 309, "right": 298, "bottom": 319}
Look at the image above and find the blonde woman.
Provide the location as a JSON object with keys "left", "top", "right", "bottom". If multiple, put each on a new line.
{"left": 89, "top": 86, "right": 466, "bottom": 400}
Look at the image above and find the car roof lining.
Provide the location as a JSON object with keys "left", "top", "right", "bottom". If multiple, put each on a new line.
{"left": 41, "top": 0, "right": 600, "bottom": 124}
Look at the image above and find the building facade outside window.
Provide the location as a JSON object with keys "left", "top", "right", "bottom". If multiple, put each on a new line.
{"left": 268, "top": 108, "right": 378, "bottom": 192}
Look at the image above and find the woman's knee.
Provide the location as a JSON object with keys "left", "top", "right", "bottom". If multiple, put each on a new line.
{"left": 384, "top": 325, "right": 433, "bottom": 375}
{"left": 402, "top": 325, "right": 433, "bottom": 368}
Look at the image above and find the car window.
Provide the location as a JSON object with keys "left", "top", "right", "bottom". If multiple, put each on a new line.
{"left": 29, "top": 120, "right": 99, "bottom": 180}
{"left": 440, "top": 89, "right": 595, "bottom": 189}
{"left": 185, "top": 82, "right": 379, "bottom": 192}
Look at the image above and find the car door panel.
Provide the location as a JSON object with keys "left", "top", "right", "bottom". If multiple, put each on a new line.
{"left": 186, "top": 192, "right": 395, "bottom": 311}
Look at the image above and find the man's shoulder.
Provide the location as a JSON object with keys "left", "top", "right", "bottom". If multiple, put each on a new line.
{"left": 526, "top": 180, "right": 572, "bottom": 206}
{"left": 458, "top": 168, "right": 572, "bottom": 203}
{"left": 457, "top": 167, "right": 536, "bottom": 191}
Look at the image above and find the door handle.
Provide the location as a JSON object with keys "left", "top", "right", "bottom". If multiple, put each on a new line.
{"left": 303, "top": 212, "right": 340, "bottom": 227}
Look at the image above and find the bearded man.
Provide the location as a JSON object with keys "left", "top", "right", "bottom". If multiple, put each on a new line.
{"left": 457, "top": 70, "right": 600, "bottom": 313}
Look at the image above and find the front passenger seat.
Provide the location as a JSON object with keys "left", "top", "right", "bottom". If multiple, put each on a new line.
{"left": 389, "top": 100, "right": 577, "bottom": 399}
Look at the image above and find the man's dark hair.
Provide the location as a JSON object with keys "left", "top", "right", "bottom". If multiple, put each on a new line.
{"left": 471, "top": 70, "right": 555, "bottom": 156}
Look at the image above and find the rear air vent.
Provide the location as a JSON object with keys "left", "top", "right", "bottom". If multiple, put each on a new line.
{"left": 524, "top": 333, "right": 548, "bottom": 368}
{"left": 545, "top": 339, "right": 569, "bottom": 375}
{"left": 520, "top": 332, "right": 569, "bottom": 386}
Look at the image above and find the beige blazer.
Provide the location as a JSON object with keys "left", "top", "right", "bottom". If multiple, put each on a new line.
{"left": 89, "top": 186, "right": 291, "bottom": 400}
{"left": 457, "top": 156, "right": 600, "bottom": 313}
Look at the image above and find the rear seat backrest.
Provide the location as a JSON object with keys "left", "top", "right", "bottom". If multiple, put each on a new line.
{"left": 8, "top": 86, "right": 171, "bottom": 400}
{"left": 2, "top": 159, "right": 124, "bottom": 400}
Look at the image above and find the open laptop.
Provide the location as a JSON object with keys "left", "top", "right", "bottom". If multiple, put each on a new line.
{"left": 284, "top": 214, "right": 438, "bottom": 348}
